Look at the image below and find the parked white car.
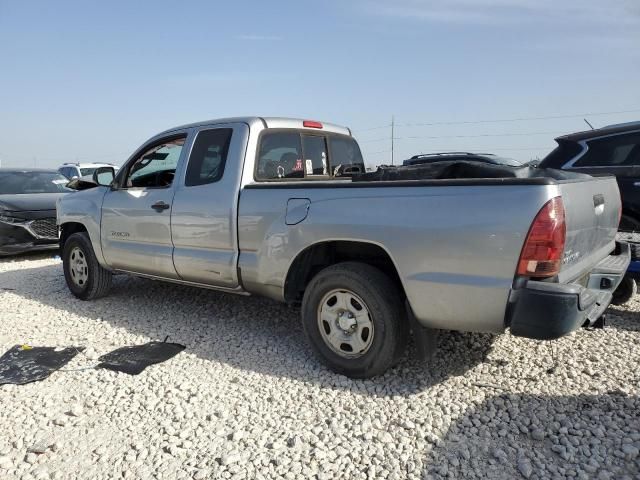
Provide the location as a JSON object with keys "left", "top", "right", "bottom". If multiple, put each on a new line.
{"left": 58, "top": 163, "right": 119, "bottom": 180}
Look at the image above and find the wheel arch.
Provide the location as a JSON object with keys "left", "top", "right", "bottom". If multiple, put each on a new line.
{"left": 59, "top": 221, "right": 109, "bottom": 268}
{"left": 283, "top": 240, "right": 406, "bottom": 304}
{"left": 59, "top": 222, "right": 88, "bottom": 250}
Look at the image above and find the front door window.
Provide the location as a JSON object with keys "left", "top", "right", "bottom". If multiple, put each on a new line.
{"left": 124, "top": 137, "right": 186, "bottom": 188}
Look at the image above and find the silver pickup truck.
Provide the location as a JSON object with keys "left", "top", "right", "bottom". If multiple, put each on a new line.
{"left": 57, "top": 117, "right": 630, "bottom": 378}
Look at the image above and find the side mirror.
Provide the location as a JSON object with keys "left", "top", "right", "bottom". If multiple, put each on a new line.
{"left": 93, "top": 166, "right": 115, "bottom": 186}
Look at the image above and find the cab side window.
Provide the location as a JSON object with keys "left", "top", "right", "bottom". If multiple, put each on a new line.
{"left": 124, "top": 136, "right": 186, "bottom": 188}
{"left": 185, "top": 128, "right": 233, "bottom": 186}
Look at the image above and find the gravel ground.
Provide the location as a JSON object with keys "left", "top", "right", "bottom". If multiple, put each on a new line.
{"left": 0, "top": 254, "right": 639, "bottom": 480}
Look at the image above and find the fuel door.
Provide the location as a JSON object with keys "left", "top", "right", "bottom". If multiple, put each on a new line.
{"left": 285, "top": 198, "right": 311, "bottom": 225}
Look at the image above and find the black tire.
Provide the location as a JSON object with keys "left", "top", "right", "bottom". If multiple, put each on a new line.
{"left": 611, "top": 275, "right": 637, "bottom": 306}
{"left": 301, "top": 262, "right": 408, "bottom": 378}
{"left": 62, "top": 232, "right": 112, "bottom": 300}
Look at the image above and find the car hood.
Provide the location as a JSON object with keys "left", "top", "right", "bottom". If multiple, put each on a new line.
{"left": 0, "top": 193, "right": 67, "bottom": 212}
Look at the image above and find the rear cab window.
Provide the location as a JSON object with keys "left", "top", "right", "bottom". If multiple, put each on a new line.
{"left": 330, "top": 136, "right": 365, "bottom": 176}
{"left": 255, "top": 130, "right": 364, "bottom": 181}
{"left": 257, "top": 132, "right": 303, "bottom": 180}
{"left": 302, "top": 135, "right": 329, "bottom": 176}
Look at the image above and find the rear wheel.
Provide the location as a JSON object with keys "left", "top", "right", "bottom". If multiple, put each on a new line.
{"left": 301, "top": 262, "right": 408, "bottom": 378}
{"left": 63, "top": 232, "right": 112, "bottom": 300}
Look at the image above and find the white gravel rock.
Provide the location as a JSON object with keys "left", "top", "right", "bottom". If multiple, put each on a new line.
{"left": 621, "top": 444, "right": 639, "bottom": 458}
{"left": 531, "top": 428, "right": 545, "bottom": 441}
{"left": 1, "top": 255, "right": 639, "bottom": 479}
{"left": 27, "top": 439, "right": 52, "bottom": 455}
{"left": 31, "top": 464, "right": 50, "bottom": 479}
{"left": 67, "top": 404, "right": 83, "bottom": 417}
{"left": 0, "top": 455, "right": 13, "bottom": 469}
{"left": 517, "top": 457, "right": 533, "bottom": 479}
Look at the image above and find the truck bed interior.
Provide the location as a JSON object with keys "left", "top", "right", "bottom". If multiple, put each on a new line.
{"left": 353, "top": 161, "right": 591, "bottom": 182}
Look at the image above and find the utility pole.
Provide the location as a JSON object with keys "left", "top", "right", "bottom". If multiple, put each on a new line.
{"left": 391, "top": 115, "right": 395, "bottom": 166}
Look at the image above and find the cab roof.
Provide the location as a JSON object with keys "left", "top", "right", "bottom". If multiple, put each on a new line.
{"left": 157, "top": 117, "right": 352, "bottom": 138}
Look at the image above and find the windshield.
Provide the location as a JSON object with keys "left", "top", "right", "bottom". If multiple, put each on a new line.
{"left": 0, "top": 172, "right": 71, "bottom": 194}
{"left": 80, "top": 167, "right": 97, "bottom": 176}
{"left": 490, "top": 155, "right": 522, "bottom": 167}
{"left": 489, "top": 156, "right": 521, "bottom": 166}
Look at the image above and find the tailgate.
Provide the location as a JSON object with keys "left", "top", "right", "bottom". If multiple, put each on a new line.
{"left": 557, "top": 176, "right": 621, "bottom": 283}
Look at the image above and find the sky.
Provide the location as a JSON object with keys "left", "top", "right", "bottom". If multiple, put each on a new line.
{"left": 0, "top": 0, "right": 639, "bottom": 168}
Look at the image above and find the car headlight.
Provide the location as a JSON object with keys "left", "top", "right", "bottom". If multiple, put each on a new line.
{"left": 0, "top": 212, "right": 27, "bottom": 224}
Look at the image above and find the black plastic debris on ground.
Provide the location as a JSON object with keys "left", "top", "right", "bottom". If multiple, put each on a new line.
{"left": 96, "top": 341, "right": 185, "bottom": 375}
{"left": 0, "top": 345, "right": 85, "bottom": 385}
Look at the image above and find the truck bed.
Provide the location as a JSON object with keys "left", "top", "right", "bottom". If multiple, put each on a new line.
{"left": 354, "top": 161, "right": 620, "bottom": 284}
{"left": 241, "top": 164, "right": 621, "bottom": 332}
{"left": 352, "top": 161, "right": 590, "bottom": 183}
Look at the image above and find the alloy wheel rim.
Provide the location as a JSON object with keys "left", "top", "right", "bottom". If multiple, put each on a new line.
{"left": 317, "top": 289, "right": 374, "bottom": 358}
{"left": 69, "top": 246, "right": 89, "bottom": 288}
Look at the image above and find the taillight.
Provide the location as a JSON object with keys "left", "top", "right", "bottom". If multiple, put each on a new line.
{"left": 517, "top": 197, "right": 566, "bottom": 278}
{"left": 616, "top": 188, "right": 622, "bottom": 228}
{"left": 303, "top": 120, "right": 323, "bottom": 129}
{"left": 618, "top": 207, "right": 622, "bottom": 228}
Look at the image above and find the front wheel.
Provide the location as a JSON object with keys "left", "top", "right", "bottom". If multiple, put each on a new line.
{"left": 62, "top": 232, "right": 112, "bottom": 300}
{"left": 301, "top": 262, "right": 408, "bottom": 378}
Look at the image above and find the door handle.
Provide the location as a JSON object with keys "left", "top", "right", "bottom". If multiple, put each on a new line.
{"left": 593, "top": 194, "right": 605, "bottom": 215}
{"left": 151, "top": 201, "right": 171, "bottom": 211}
{"left": 593, "top": 194, "right": 605, "bottom": 208}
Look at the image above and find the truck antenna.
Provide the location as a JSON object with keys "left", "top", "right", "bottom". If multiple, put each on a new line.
{"left": 584, "top": 118, "right": 594, "bottom": 130}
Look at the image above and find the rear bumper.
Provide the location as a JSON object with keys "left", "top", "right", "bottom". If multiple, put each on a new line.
{"left": 508, "top": 241, "right": 631, "bottom": 340}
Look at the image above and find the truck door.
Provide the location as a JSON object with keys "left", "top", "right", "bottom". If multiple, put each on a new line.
{"left": 170, "top": 123, "right": 248, "bottom": 287}
{"left": 100, "top": 132, "right": 189, "bottom": 278}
